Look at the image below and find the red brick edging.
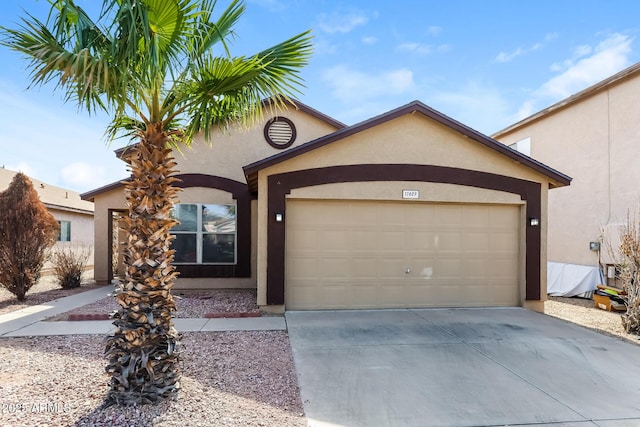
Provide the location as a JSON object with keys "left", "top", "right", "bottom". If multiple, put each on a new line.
{"left": 68, "top": 313, "right": 111, "bottom": 321}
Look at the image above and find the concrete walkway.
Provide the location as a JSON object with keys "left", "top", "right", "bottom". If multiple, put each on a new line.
{"left": 0, "top": 286, "right": 285, "bottom": 337}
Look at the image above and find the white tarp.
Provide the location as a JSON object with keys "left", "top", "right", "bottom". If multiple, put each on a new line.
{"left": 547, "top": 261, "right": 604, "bottom": 297}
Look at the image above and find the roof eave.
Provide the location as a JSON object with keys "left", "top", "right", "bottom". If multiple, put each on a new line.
{"left": 244, "top": 100, "right": 572, "bottom": 192}
{"left": 493, "top": 61, "right": 640, "bottom": 138}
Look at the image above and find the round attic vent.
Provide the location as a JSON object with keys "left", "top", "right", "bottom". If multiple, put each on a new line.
{"left": 264, "top": 116, "right": 296, "bottom": 149}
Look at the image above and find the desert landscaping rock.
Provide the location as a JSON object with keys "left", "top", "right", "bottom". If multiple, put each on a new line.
{"left": 0, "top": 332, "right": 305, "bottom": 426}
{"left": 46, "top": 289, "right": 260, "bottom": 321}
{"left": 2, "top": 281, "right": 639, "bottom": 426}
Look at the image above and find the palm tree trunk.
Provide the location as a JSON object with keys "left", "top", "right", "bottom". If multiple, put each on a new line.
{"left": 105, "top": 123, "right": 182, "bottom": 405}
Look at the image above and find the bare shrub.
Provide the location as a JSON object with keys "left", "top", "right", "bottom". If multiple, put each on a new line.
{"left": 51, "top": 245, "right": 91, "bottom": 289}
{"left": 0, "top": 173, "right": 59, "bottom": 301}
{"left": 617, "top": 210, "right": 640, "bottom": 334}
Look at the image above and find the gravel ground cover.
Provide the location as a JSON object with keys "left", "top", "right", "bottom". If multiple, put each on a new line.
{"left": 0, "top": 332, "right": 305, "bottom": 427}
{"left": 0, "top": 273, "right": 101, "bottom": 317}
{"left": 45, "top": 289, "right": 260, "bottom": 321}
{"left": 2, "top": 284, "right": 640, "bottom": 426}
{"left": 545, "top": 295, "right": 640, "bottom": 345}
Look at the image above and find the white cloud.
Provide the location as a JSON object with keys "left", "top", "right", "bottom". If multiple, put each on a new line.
{"left": 397, "top": 42, "right": 432, "bottom": 55}
{"left": 495, "top": 32, "right": 557, "bottom": 63}
{"left": 362, "top": 36, "right": 378, "bottom": 45}
{"left": 514, "top": 33, "right": 633, "bottom": 122}
{"left": 550, "top": 44, "right": 593, "bottom": 72}
{"left": 496, "top": 47, "right": 525, "bottom": 63}
{"left": 426, "top": 26, "right": 443, "bottom": 37}
{"left": 316, "top": 11, "right": 370, "bottom": 34}
{"left": 321, "top": 65, "right": 416, "bottom": 104}
{"left": 539, "top": 33, "right": 632, "bottom": 100}
{"left": 0, "top": 83, "right": 128, "bottom": 192}
{"left": 5, "top": 162, "right": 36, "bottom": 178}
{"left": 428, "top": 82, "right": 512, "bottom": 134}
{"left": 60, "top": 162, "right": 108, "bottom": 191}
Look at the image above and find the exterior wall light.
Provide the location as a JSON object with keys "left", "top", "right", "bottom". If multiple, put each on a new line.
{"left": 529, "top": 217, "right": 540, "bottom": 227}
{"left": 275, "top": 212, "right": 284, "bottom": 222}
{"left": 589, "top": 241, "right": 601, "bottom": 251}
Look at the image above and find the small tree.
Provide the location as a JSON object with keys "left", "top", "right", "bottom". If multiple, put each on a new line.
{"left": 618, "top": 210, "right": 640, "bottom": 334}
{"left": 51, "top": 244, "right": 91, "bottom": 289}
{"left": 0, "top": 173, "right": 59, "bottom": 301}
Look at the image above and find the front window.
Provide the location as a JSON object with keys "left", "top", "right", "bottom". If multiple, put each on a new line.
{"left": 57, "top": 221, "right": 71, "bottom": 242}
{"left": 170, "top": 204, "right": 236, "bottom": 264}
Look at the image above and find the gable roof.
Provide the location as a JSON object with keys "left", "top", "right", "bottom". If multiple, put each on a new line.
{"left": 112, "top": 98, "right": 346, "bottom": 159}
{"left": 0, "top": 167, "right": 94, "bottom": 214}
{"left": 243, "top": 100, "right": 572, "bottom": 192}
{"left": 83, "top": 99, "right": 346, "bottom": 201}
{"left": 493, "top": 61, "right": 640, "bottom": 138}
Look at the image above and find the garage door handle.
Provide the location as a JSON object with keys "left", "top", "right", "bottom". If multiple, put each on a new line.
{"left": 405, "top": 268, "right": 411, "bottom": 274}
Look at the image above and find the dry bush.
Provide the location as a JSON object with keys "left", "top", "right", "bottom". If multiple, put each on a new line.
{"left": 618, "top": 210, "right": 640, "bottom": 334}
{"left": 0, "top": 173, "right": 59, "bottom": 301}
{"left": 51, "top": 245, "right": 91, "bottom": 289}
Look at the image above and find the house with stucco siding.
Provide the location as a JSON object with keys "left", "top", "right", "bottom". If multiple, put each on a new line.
{"left": 493, "top": 62, "right": 640, "bottom": 294}
{"left": 0, "top": 167, "right": 94, "bottom": 272}
{"left": 82, "top": 100, "right": 570, "bottom": 312}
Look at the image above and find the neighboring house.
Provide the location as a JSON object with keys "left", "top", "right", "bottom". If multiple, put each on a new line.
{"left": 0, "top": 167, "right": 95, "bottom": 271}
{"left": 82, "top": 100, "right": 570, "bottom": 312}
{"left": 493, "top": 62, "right": 640, "bottom": 294}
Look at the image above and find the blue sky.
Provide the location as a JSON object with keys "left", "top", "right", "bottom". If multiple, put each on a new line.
{"left": 0, "top": 0, "right": 639, "bottom": 193}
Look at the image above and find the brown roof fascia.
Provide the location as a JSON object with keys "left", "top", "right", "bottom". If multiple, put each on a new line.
{"left": 81, "top": 178, "right": 129, "bottom": 202}
{"left": 243, "top": 100, "right": 572, "bottom": 192}
{"left": 493, "top": 61, "right": 640, "bottom": 138}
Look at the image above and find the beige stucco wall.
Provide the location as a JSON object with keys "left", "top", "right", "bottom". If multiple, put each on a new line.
{"left": 173, "top": 107, "right": 340, "bottom": 182}
{"left": 92, "top": 186, "right": 127, "bottom": 284}
{"left": 496, "top": 74, "right": 640, "bottom": 268}
{"left": 50, "top": 209, "right": 94, "bottom": 247}
{"left": 43, "top": 209, "right": 95, "bottom": 276}
{"left": 255, "top": 114, "right": 554, "bottom": 308}
{"left": 91, "top": 106, "right": 342, "bottom": 285}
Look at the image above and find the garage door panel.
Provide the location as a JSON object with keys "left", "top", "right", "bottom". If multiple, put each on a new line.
{"left": 437, "top": 205, "right": 463, "bottom": 225}
{"left": 289, "top": 229, "right": 318, "bottom": 250}
{"left": 462, "top": 258, "right": 489, "bottom": 278}
{"left": 464, "top": 232, "right": 490, "bottom": 251}
{"left": 351, "top": 258, "right": 380, "bottom": 279}
{"left": 286, "top": 200, "right": 520, "bottom": 309}
{"left": 407, "top": 231, "right": 436, "bottom": 250}
{"left": 288, "top": 257, "right": 318, "bottom": 278}
{"left": 437, "top": 232, "right": 463, "bottom": 251}
{"left": 380, "top": 230, "right": 406, "bottom": 250}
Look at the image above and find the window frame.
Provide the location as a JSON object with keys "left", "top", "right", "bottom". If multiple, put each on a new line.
{"left": 171, "top": 203, "right": 237, "bottom": 265}
{"left": 57, "top": 220, "right": 71, "bottom": 242}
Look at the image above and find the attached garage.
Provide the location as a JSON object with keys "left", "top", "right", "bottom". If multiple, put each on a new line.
{"left": 244, "top": 100, "right": 571, "bottom": 312}
{"left": 285, "top": 199, "right": 520, "bottom": 309}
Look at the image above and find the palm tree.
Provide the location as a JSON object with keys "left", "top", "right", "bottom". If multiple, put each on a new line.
{"left": 1, "top": 0, "right": 311, "bottom": 405}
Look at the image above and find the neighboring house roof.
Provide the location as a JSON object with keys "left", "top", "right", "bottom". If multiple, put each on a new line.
{"left": 493, "top": 61, "right": 640, "bottom": 138}
{"left": 243, "top": 100, "right": 572, "bottom": 192}
{"left": 0, "top": 167, "right": 94, "bottom": 214}
{"left": 112, "top": 98, "right": 347, "bottom": 160}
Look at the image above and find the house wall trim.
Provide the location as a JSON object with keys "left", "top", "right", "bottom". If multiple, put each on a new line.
{"left": 174, "top": 173, "right": 252, "bottom": 278}
{"left": 266, "top": 164, "right": 542, "bottom": 305}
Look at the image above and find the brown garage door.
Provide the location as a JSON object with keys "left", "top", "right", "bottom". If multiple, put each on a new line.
{"left": 285, "top": 200, "right": 520, "bottom": 310}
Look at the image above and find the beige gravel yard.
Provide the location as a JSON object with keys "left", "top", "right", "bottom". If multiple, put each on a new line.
{"left": 1, "top": 278, "right": 639, "bottom": 426}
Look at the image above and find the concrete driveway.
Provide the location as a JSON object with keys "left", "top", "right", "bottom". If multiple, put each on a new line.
{"left": 286, "top": 308, "right": 640, "bottom": 427}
